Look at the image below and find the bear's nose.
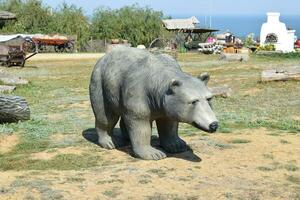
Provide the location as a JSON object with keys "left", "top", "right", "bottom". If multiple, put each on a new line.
{"left": 209, "top": 121, "right": 218, "bottom": 133}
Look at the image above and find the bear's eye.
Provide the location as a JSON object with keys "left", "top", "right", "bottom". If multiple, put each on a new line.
{"left": 207, "top": 97, "right": 212, "bottom": 102}
{"left": 190, "top": 99, "right": 199, "bottom": 105}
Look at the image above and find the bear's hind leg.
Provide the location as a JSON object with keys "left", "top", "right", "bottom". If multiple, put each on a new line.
{"left": 119, "top": 117, "right": 130, "bottom": 140}
{"left": 123, "top": 116, "right": 166, "bottom": 160}
{"left": 96, "top": 114, "right": 126, "bottom": 149}
{"left": 156, "top": 118, "right": 187, "bottom": 153}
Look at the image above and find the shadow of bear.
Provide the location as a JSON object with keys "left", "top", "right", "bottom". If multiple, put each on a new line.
{"left": 82, "top": 128, "right": 201, "bottom": 162}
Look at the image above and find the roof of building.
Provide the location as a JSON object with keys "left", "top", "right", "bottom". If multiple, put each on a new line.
{"left": 162, "top": 16, "right": 200, "bottom": 30}
{"left": 0, "top": 11, "right": 16, "bottom": 20}
{"left": 162, "top": 16, "right": 218, "bottom": 33}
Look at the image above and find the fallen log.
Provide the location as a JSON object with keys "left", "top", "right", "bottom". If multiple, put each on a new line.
{"left": 0, "top": 73, "right": 28, "bottom": 85}
{"left": 0, "top": 95, "right": 30, "bottom": 123}
{"left": 0, "top": 85, "right": 16, "bottom": 93}
{"left": 210, "top": 85, "right": 232, "bottom": 98}
{"left": 261, "top": 66, "right": 300, "bottom": 82}
{"left": 219, "top": 53, "right": 249, "bottom": 62}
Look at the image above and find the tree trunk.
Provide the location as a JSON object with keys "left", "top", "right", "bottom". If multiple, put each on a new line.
{"left": 261, "top": 66, "right": 300, "bottom": 82}
{"left": 0, "top": 95, "right": 30, "bottom": 123}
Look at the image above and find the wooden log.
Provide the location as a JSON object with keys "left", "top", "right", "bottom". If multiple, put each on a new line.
{"left": 219, "top": 53, "right": 249, "bottom": 62}
{"left": 0, "top": 85, "right": 16, "bottom": 93}
{"left": 261, "top": 66, "right": 300, "bottom": 82}
{"left": 0, "top": 73, "right": 28, "bottom": 85}
{"left": 0, "top": 95, "right": 30, "bottom": 123}
{"left": 210, "top": 85, "right": 232, "bottom": 98}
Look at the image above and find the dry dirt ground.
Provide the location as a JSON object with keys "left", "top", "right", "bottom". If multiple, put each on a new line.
{"left": 0, "top": 53, "right": 299, "bottom": 200}
{"left": 0, "top": 129, "right": 299, "bottom": 200}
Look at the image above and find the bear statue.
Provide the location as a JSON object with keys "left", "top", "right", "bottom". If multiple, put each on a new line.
{"left": 89, "top": 46, "right": 218, "bottom": 160}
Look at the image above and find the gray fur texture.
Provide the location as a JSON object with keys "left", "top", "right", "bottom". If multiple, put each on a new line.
{"left": 89, "top": 46, "right": 218, "bottom": 160}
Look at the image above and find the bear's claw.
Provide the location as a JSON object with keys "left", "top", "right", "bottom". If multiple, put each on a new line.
{"left": 98, "top": 136, "right": 115, "bottom": 149}
{"left": 133, "top": 146, "right": 167, "bottom": 160}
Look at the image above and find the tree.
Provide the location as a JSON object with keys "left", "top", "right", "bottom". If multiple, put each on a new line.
{"left": 0, "top": 0, "right": 52, "bottom": 33}
{"left": 48, "top": 3, "right": 90, "bottom": 49}
{"left": 91, "top": 5, "right": 163, "bottom": 47}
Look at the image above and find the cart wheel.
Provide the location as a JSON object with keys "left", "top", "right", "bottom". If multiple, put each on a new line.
{"left": 55, "top": 45, "right": 64, "bottom": 53}
{"left": 65, "top": 42, "right": 75, "bottom": 53}
{"left": 38, "top": 44, "right": 46, "bottom": 52}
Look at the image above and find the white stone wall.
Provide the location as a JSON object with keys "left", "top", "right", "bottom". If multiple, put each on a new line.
{"left": 260, "top": 12, "right": 296, "bottom": 53}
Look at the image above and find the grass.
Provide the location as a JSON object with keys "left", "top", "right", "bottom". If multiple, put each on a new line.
{"left": 0, "top": 153, "right": 101, "bottom": 170}
{"left": 229, "top": 139, "right": 251, "bottom": 144}
{"left": 66, "top": 177, "right": 85, "bottom": 183}
{"left": 286, "top": 175, "right": 300, "bottom": 185}
{"left": 10, "top": 178, "right": 64, "bottom": 200}
{"left": 284, "top": 164, "right": 299, "bottom": 172}
{"left": 147, "top": 168, "right": 167, "bottom": 178}
{"left": 102, "top": 188, "right": 120, "bottom": 198}
{"left": 258, "top": 161, "right": 299, "bottom": 172}
{"left": 280, "top": 139, "right": 290, "bottom": 144}
{"left": 0, "top": 53, "right": 299, "bottom": 171}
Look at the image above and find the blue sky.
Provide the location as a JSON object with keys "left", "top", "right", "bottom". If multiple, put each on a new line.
{"left": 43, "top": 0, "right": 299, "bottom": 16}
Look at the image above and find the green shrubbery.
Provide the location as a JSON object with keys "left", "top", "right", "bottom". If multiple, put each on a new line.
{"left": 91, "top": 5, "right": 163, "bottom": 47}
{"left": 0, "top": 0, "right": 164, "bottom": 49}
{"left": 256, "top": 44, "right": 276, "bottom": 51}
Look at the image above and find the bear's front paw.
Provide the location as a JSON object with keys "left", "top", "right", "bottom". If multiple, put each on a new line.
{"left": 133, "top": 146, "right": 166, "bottom": 160}
{"left": 98, "top": 136, "right": 115, "bottom": 149}
{"left": 161, "top": 137, "right": 187, "bottom": 154}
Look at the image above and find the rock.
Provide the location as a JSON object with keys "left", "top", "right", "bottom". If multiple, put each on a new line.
{"left": 219, "top": 53, "right": 249, "bottom": 62}
{"left": 0, "top": 73, "right": 29, "bottom": 85}
{"left": 0, "top": 85, "right": 16, "bottom": 93}
{"left": 210, "top": 85, "right": 232, "bottom": 98}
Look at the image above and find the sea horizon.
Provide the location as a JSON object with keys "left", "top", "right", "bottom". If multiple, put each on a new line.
{"left": 172, "top": 14, "right": 300, "bottom": 39}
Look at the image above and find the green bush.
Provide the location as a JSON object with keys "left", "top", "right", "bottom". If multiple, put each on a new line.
{"left": 91, "top": 4, "right": 163, "bottom": 47}
{"left": 0, "top": 1, "right": 164, "bottom": 50}
{"left": 0, "top": 0, "right": 90, "bottom": 50}
{"left": 257, "top": 44, "right": 275, "bottom": 51}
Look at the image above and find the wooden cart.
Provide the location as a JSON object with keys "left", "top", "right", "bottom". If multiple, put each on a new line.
{"left": 32, "top": 36, "right": 75, "bottom": 53}
{"left": 0, "top": 38, "right": 37, "bottom": 67}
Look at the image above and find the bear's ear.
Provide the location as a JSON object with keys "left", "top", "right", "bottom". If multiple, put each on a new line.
{"left": 197, "top": 73, "right": 210, "bottom": 85}
{"left": 169, "top": 79, "right": 182, "bottom": 94}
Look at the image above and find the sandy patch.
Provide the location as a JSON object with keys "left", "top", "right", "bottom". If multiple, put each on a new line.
{"left": 242, "top": 87, "right": 262, "bottom": 96}
{"left": 29, "top": 53, "right": 105, "bottom": 61}
{"left": 68, "top": 100, "right": 90, "bottom": 109}
{"left": 47, "top": 113, "right": 64, "bottom": 121}
{"left": 1, "top": 129, "right": 300, "bottom": 200}
{"left": 0, "top": 134, "right": 19, "bottom": 153}
{"left": 291, "top": 115, "right": 300, "bottom": 121}
{"left": 31, "top": 147, "right": 84, "bottom": 160}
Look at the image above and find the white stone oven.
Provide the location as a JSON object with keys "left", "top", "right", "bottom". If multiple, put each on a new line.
{"left": 260, "top": 12, "right": 296, "bottom": 52}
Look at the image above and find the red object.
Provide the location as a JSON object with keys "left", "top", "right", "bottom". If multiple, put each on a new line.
{"left": 295, "top": 39, "right": 300, "bottom": 48}
{"left": 32, "top": 37, "right": 69, "bottom": 46}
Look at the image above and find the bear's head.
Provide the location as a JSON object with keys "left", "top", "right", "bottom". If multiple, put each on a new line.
{"left": 163, "top": 73, "right": 218, "bottom": 133}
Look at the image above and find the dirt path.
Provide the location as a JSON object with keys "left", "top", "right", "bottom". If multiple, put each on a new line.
{"left": 29, "top": 53, "right": 105, "bottom": 61}
{"left": 0, "top": 129, "right": 299, "bottom": 200}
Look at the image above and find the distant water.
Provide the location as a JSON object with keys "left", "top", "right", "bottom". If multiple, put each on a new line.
{"left": 173, "top": 14, "right": 300, "bottom": 39}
